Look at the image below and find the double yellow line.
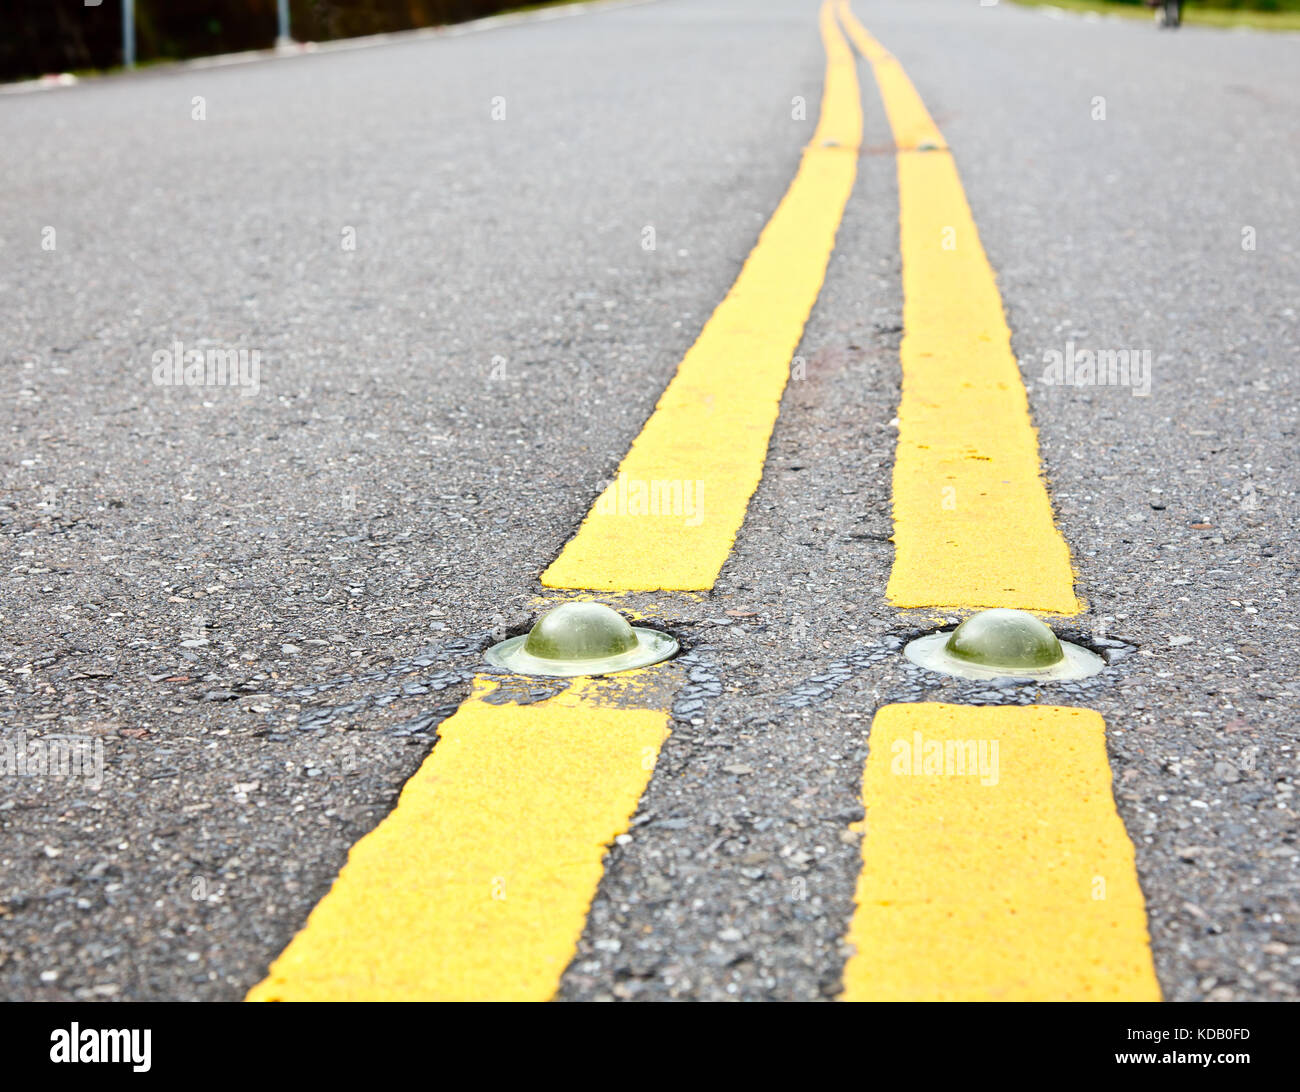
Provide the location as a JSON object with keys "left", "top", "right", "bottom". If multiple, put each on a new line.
{"left": 249, "top": 1, "right": 1158, "bottom": 1003}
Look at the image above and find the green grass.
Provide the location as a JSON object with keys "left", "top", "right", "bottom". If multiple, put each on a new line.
{"left": 1008, "top": 0, "right": 1300, "bottom": 30}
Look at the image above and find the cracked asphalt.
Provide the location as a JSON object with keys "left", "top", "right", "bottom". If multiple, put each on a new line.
{"left": 1, "top": 0, "right": 1297, "bottom": 1001}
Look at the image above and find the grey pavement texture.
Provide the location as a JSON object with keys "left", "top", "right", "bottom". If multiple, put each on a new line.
{"left": 1, "top": 0, "right": 1297, "bottom": 1001}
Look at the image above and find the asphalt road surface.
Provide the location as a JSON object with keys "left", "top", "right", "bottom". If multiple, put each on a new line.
{"left": 1, "top": 0, "right": 1297, "bottom": 1002}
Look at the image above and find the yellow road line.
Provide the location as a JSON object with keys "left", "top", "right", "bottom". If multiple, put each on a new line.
{"left": 840, "top": 703, "right": 1160, "bottom": 1001}
{"left": 247, "top": 675, "right": 670, "bottom": 1001}
{"left": 250, "top": 3, "right": 852, "bottom": 996}
{"left": 541, "top": 0, "right": 861, "bottom": 591}
{"left": 839, "top": 3, "right": 1082, "bottom": 615}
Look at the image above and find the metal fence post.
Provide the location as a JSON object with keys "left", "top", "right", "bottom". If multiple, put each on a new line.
{"left": 122, "top": 0, "right": 136, "bottom": 68}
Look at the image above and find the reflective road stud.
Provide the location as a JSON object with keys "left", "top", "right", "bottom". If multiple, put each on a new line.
{"left": 485, "top": 601, "right": 677, "bottom": 677}
{"left": 904, "top": 607, "right": 1104, "bottom": 682}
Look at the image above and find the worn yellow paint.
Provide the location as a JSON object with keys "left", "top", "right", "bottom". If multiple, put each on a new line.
{"left": 247, "top": 676, "right": 670, "bottom": 1001}
{"left": 839, "top": 3, "right": 1082, "bottom": 614}
{"left": 840, "top": 704, "right": 1160, "bottom": 1002}
{"left": 541, "top": 0, "right": 861, "bottom": 591}
{"left": 527, "top": 589, "right": 705, "bottom": 621}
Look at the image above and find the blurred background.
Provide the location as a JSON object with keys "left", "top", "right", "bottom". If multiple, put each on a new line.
{"left": 3, "top": 0, "right": 1298, "bottom": 84}
{"left": 2, "top": 0, "right": 524, "bottom": 83}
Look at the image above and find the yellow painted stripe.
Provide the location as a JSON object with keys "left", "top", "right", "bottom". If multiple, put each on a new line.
{"left": 541, "top": 0, "right": 861, "bottom": 591}
{"left": 839, "top": 3, "right": 1082, "bottom": 614}
{"left": 840, "top": 703, "right": 1160, "bottom": 1001}
{"left": 247, "top": 675, "right": 669, "bottom": 1001}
